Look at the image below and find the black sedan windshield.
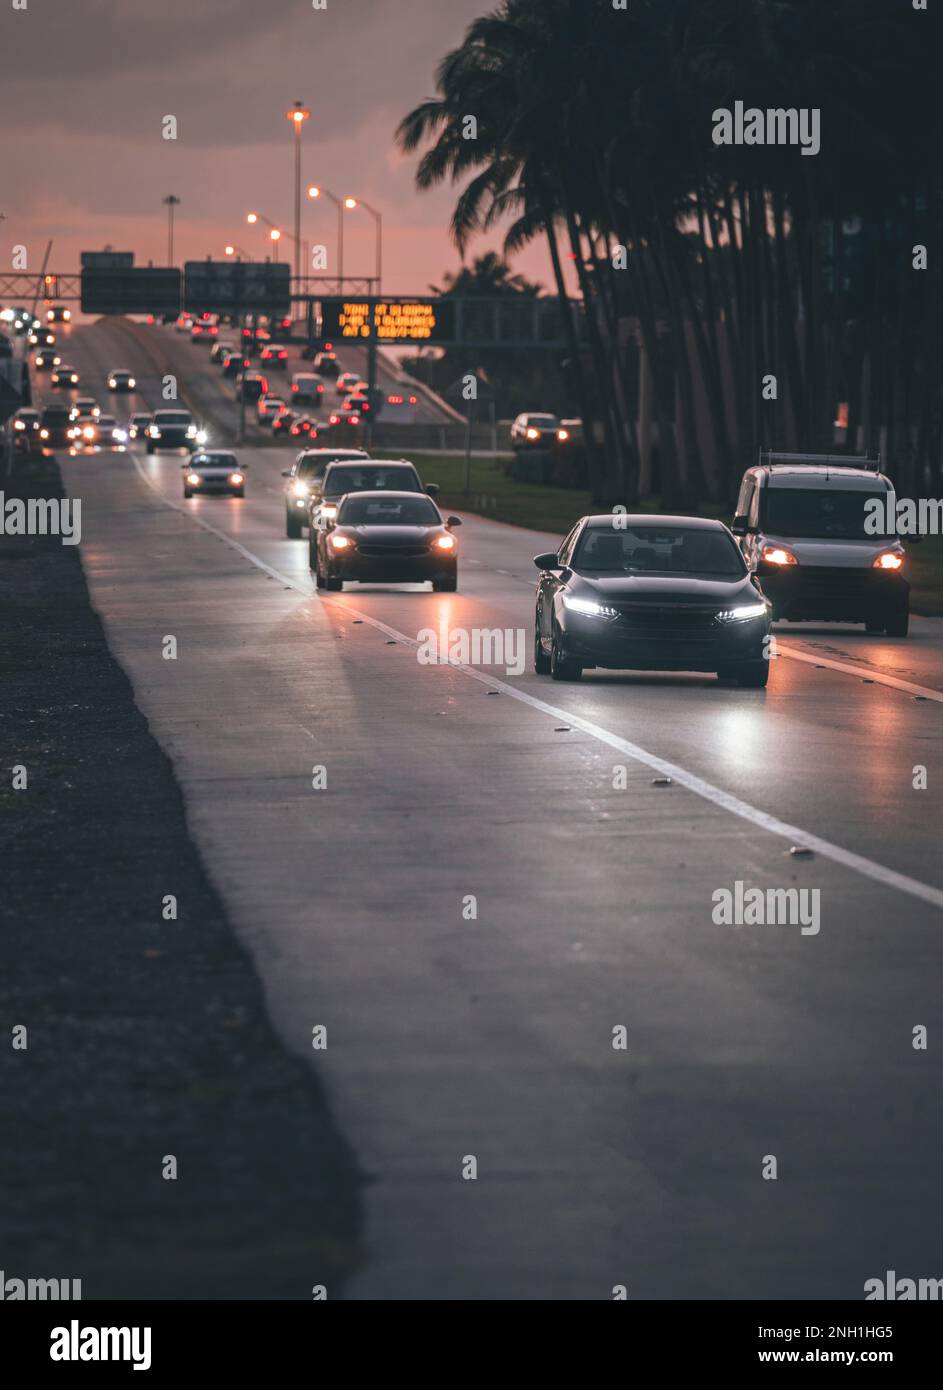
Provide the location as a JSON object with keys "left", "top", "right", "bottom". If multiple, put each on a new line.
{"left": 574, "top": 525, "right": 744, "bottom": 577}
{"left": 339, "top": 496, "right": 440, "bottom": 526}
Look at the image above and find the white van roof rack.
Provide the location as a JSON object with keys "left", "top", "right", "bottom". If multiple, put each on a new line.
{"left": 758, "top": 450, "right": 881, "bottom": 472}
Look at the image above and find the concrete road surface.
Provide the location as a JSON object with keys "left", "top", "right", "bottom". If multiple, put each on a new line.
{"left": 36, "top": 319, "right": 943, "bottom": 1299}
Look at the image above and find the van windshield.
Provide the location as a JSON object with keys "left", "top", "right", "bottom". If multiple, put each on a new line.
{"left": 764, "top": 489, "right": 888, "bottom": 539}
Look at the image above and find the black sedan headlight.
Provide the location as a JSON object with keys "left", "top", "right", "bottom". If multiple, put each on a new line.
{"left": 715, "top": 602, "right": 769, "bottom": 623}
{"left": 562, "top": 596, "right": 619, "bottom": 620}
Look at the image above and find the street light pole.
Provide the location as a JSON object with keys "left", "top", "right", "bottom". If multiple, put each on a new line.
{"left": 346, "top": 197, "right": 382, "bottom": 295}
{"left": 287, "top": 102, "right": 310, "bottom": 284}
{"left": 163, "top": 195, "right": 180, "bottom": 266}
{"left": 307, "top": 186, "right": 344, "bottom": 285}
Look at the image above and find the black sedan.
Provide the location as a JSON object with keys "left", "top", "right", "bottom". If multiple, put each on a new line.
{"left": 313, "top": 490, "right": 460, "bottom": 592}
{"left": 533, "top": 515, "right": 771, "bottom": 685}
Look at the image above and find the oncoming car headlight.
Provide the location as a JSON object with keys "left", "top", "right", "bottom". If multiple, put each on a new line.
{"left": 186, "top": 472, "right": 200, "bottom": 486}
{"left": 229, "top": 472, "right": 244, "bottom": 485}
{"left": 717, "top": 602, "right": 769, "bottom": 623}
{"left": 563, "top": 596, "right": 619, "bottom": 619}
{"left": 292, "top": 480, "right": 308, "bottom": 497}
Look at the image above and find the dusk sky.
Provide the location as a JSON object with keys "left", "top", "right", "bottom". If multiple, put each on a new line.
{"left": 0, "top": 0, "right": 555, "bottom": 295}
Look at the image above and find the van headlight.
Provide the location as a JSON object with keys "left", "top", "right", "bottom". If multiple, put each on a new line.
{"left": 292, "top": 480, "right": 309, "bottom": 497}
{"left": 717, "top": 602, "right": 769, "bottom": 622}
{"left": 186, "top": 424, "right": 198, "bottom": 438}
{"left": 195, "top": 429, "right": 207, "bottom": 444}
{"left": 760, "top": 545, "right": 798, "bottom": 567}
{"left": 563, "top": 596, "right": 619, "bottom": 619}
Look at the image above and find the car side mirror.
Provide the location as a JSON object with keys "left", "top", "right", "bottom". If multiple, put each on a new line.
{"left": 731, "top": 515, "right": 749, "bottom": 535}
{"left": 281, "top": 469, "right": 291, "bottom": 477}
{"left": 534, "top": 551, "right": 561, "bottom": 570}
{"left": 446, "top": 516, "right": 462, "bottom": 528}
{"left": 425, "top": 483, "right": 440, "bottom": 496}
{"left": 180, "top": 462, "right": 191, "bottom": 469}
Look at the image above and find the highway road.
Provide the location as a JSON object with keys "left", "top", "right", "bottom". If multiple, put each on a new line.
{"left": 32, "top": 318, "right": 943, "bottom": 1299}
{"left": 136, "top": 315, "right": 459, "bottom": 431}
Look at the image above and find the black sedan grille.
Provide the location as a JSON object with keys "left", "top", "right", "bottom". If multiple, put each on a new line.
{"left": 614, "top": 604, "right": 721, "bottom": 632}
{"left": 356, "top": 544, "right": 430, "bottom": 559}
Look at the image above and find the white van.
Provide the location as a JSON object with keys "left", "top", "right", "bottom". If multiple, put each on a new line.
{"left": 732, "top": 452, "right": 912, "bottom": 636}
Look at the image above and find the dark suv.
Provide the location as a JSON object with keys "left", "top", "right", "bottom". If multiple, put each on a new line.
{"left": 306, "top": 459, "right": 439, "bottom": 561}
{"left": 282, "top": 447, "right": 370, "bottom": 538}
{"left": 39, "top": 404, "right": 72, "bottom": 450}
{"left": 146, "top": 408, "right": 202, "bottom": 454}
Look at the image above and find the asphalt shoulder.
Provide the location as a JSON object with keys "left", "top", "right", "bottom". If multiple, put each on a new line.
{"left": 0, "top": 453, "right": 362, "bottom": 1298}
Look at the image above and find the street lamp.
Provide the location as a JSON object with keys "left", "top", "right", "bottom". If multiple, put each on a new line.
{"left": 247, "top": 210, "right": 299, "bottom": 258}
{"left": 286, "top": 101, "right": 310, "bottom": 282}
{"left": 345, "top": 197, "right": 382, "bottom": 293}
{"left": 307, "top": 186, "right": 345, "bottom": 284}
{"left": 225, "top": 244, "right": 251, "bottom": 260}
{"left": 269, "top": 227, "right": 281, "bottom": 262}
{"left": 163, "top": 194, "right": 180, "bottom": 266}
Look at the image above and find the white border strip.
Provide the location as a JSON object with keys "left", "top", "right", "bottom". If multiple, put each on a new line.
{"left": 778, "top": 645, "right": 943, "bottom": 703}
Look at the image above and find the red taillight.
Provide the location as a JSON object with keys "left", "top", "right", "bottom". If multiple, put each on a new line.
{"left": 409, "top": 396, "right": 417, "bottom": 405}
{"left": 292, "top": 384, "right": 298, "bottom": 391}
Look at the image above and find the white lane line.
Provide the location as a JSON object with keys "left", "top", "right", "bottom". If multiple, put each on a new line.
{"left": 777, "top": 644, "right": 943, "bottom": 703}
{"left": 128, "top": 451, "right": 943, "bottom": 910}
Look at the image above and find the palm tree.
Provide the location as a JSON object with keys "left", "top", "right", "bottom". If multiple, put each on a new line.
{"left": 399, "top": 0, "right": 943, "bottom": 504}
